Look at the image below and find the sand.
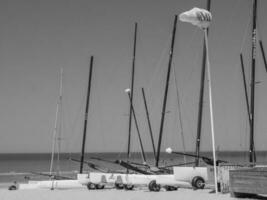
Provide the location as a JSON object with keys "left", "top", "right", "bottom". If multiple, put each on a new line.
{"left": 0, "top": 187, "right": 251, "bottom": 200}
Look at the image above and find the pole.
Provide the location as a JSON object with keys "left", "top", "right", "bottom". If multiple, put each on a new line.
{"left": 127, "top": 23, "right": 138, "bottom": 162}
{"left": 141, "top": 88, "right": 156, "bottom": 161}
{"left": 259, "top": 40, "right": 267, "bottom": 73}
{"left": 49, "top": 68, "right": 63, "bottom": 176}
{"left": 249, "top": 0, "right": 257, "bottom": 164}
{"left": 240, "top": 54, "right": 251, "bottom": 126}
{"left": 126, "top": 91, "right": 146, "bottom": 163}
{"left": 204, "top": 28, "right": 218, "bottom": 194}
{"left": 80, "top": 56, "right": 94, "bottom": 173}
{"left": 156, "top": 15, "right": 178, "bottom": 167}
{"left": 195, "top": 0, "right": 211, "bottom": 166}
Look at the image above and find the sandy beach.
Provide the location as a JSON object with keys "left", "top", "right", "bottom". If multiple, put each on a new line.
{"left": 0, "top": 187, "right": 254, "bottom": 200}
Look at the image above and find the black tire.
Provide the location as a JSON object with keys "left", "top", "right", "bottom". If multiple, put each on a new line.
{"left": 191, "top": 176, "right": 205, "bottom": 189}
{"left": 124, "top": 184, "right": 134, "bottom": 190}
{"left": 115, "top": 182, "right": 124, "bottom": 190}
{"left": 87, "top": 182, "right": 96, "bottom": 190}
{"left": 164, "top": 185, "right": 178, "bottom": 191}
{"left": 8, "top": 185, "right": 17, "bottom": 190}
{"left": 148, "top": 180, "right": 161, "bottom": 192}
{"left": 96, "top": 184, "right": 105, "bottom": 189}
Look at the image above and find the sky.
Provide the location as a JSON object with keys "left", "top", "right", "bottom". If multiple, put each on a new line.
{"left": 0, "top": 0, "right": 267, "bottom": 154}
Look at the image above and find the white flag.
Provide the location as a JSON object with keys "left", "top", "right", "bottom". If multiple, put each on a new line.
{"left": 179, "top": 7, "right": 212, "bottom": 29}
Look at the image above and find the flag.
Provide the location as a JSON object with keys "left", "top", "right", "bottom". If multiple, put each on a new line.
{"left": 179, "top": 7, "right": 212, "bottom": 29}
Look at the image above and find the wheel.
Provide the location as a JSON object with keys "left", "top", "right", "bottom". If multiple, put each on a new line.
{"left": 87, "top": 182, "right": 96, "bottom": 190}
{"left": 96, "top": 184, "right": 105, "bottom": 189}
{"left": 191, "top": 176, "right": 205, "bottom": 189}
{"left": 115, "top": 182, "right": 124, "bottom": 190}
{"left": 148, "top": 180, "right": 161, "bottom": 192}
{"left": 164, "top": 185, "right": 178, "bottom": 191}
{"left": 124, "top": 184, "right": 134, "bottom": 190}
{"left": 164, "top": 185, "right": 171, "bottom": 191}
{"left": 8, "top": 185, "right": 17, "bottom": 190}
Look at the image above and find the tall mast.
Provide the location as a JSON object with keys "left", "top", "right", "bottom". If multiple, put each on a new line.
{"left": 49, "top": 68, "right": 63, "bottom": 175}
{"left": 127, "top": 23, "right": 137, "bottom": 162}
{"left": 259, "top": 40, "right": 267, "bottom": 73}
{"left": 126, "top": 90, "right": 146, "bottom": 163}
{"left": 80, "top": 56, "right": 94, "bottom": 173}
{"left": 195, "top": 0, "right": 211, "bottom": 166}
{"left": 249, "top": 0, "right": 257, "bottom": 163}
{"left": 156, "top": 15, "right": 177, "bottom": 167}
{"left": 141, "top": 88, "right": 156, "bottom": 161}
{"left": 240, "top": 54, "right": 251, "bottom": 126}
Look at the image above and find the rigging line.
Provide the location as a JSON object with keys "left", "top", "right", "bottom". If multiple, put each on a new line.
{"left": 56, "top": 103, "right": 62, "bottom": 174}
{"left": 145, "top": 34, "right": 171, "bottom": 93}
{"left": 179, "top": 29, "right": 202, "bottom": 91}
{"left": 49, "top": 67, "right": 63, "bottom": 176}
{"left": 67, "top": 79, "right": 88, "bottom": 153}
{"left": 145, "top": 27, "right": 199, "bottom": 93}
{"left": 240, "top": 3, "right": 253, "bottom": 53}
{"left": 117, "top": 134, "right": 129, "bottom": 160}
{"left": 257, "top": 21, "right": 267, "bottom": 73}
{"left": 177, "top": 35, "right": 202, "bottom": 144}
{"left": 144, "top": 28, "right": 198, "bottom": 123}
{"left": 172, "top": 63, "right": 187, "bottom": 164}
{"left": 57, "top": 74, "right": 64, "bottom": 175}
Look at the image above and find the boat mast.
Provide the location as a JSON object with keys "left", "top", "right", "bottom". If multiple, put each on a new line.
{"left": 240, "top": 54, "right": 251, "bottom": 126}
{"left": 141, "top": 87, "right": 156, "bottom": 161}
{"left": 249, "top": 0, "right": 257, "bottom": 164}
{"left": 49, "top": 68, "right": 63, "bottom": 175}
{"left": 195, "top": 0, "right": 211, "bottom": 166}
{"left": 80, "top": 56, "right": 94, "bottom": 173}
{"left": 156, "top": 15, "right": 177, "bottom": 167}
{"left": 259, "top": 40, "right": 267, "bottom": 73}
{"left": 127, "top": 22, "right": 137, "bottom": 162}
{"left": 125, "top": 89, "right": 147, "bottom": 163}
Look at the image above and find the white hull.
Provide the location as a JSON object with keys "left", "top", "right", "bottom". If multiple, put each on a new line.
{"left": 37, "top": 180, "right": 84, "bottom": 189}
{"left": 18, "top": 168, "right": 207, "bottom": 190}
{"left": 89, "top": 172, "right": 124, "bottom": 184}
{"left": 117, "top": 174, "right": 190, "bottom": 187}
{"left": 18, "top": 181, "right": 39, "bottom": 190}
{"left": 88, "top": 172, "right": 190, "bottom": 187}
{"left": 173, "top": 166, "right": 208, "bottom": 182}
{"left": 19, "top": 180, "right": 85, "bottom": 190}
{"left": 77, "top": 173, "right": 90, "bottom": 185}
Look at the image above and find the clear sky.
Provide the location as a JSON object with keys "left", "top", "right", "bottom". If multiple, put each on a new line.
{"left": 0, "top": 0, "right": 267, "bottom": 153}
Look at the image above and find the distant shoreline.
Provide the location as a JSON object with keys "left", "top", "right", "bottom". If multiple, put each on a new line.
{"left": 0, "top": 151, "right": 266, "bottom": 160}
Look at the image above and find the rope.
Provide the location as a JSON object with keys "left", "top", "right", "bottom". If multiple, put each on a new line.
{"left": 240, "top": 3, "right": 252, "bottom": 53}
{"left": 172, "top": 64, "right": 187, "bottom": 163}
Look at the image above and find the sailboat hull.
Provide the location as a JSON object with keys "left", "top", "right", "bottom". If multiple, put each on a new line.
{"left": 88, "top": 172, "right": 191, "bottom": 188}
{"left": 18, "top": 180, "right": 84, "bottom": 190}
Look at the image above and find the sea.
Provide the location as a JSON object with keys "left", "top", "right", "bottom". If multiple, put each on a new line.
{"left": 1, "top": 151, "right": 267, "bottom": 186}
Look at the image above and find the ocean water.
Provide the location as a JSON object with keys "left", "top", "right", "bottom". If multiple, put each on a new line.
{"left": 1, "top": 152, "right": 267, "bottom": 184}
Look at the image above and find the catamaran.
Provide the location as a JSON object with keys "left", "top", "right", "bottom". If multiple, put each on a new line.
{"left": 86, "top": 9, "right": 214, "bottom": 191}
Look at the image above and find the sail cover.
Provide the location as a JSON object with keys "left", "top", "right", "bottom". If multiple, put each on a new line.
{"left": 179, "top": 7, "right": 212, "bottom": 29}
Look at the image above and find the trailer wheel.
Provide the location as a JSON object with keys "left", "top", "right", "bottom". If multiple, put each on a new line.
{"left": 164, "top": 185, "right": 178, "bottom": 191}
{"left": 8, "top": 185, "right": 17, "bottom": 190}
{"left": 148, "top": 180, "right": 161, "bottom": 192}
{"left": 124, "top": 184, "right": 134, "bottom": 190}
{"left": 115, "top": 182, "right": 124, "bottom": 190}
{"left": 191, "top": 176, "right": 205, "bottom": 189}
{"left": 87, "top": 182, "right": 96, "bottom": 190}
{"left": 96, "top": 184, "right": 105, "bottom": 189}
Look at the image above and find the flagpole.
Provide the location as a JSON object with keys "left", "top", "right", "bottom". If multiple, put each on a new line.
{"left": 204, "top": 28, "right": 218, "bottom": 194}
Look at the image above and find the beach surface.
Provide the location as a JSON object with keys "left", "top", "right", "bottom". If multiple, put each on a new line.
{"left": 0, "top": 187, "right": 254, "bottom": 200}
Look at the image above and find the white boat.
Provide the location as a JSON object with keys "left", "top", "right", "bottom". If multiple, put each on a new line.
{"left": 17, "top": 173, "right": 88, "bottom": 190}
{"left": 87, "top": 172, "right": 192, "bottom": 191}
{"left": 173, "top": 166, "right": 208, "bottom": 189}
{"left": 18, "top": 180, "right": 84, "bottom": 190}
